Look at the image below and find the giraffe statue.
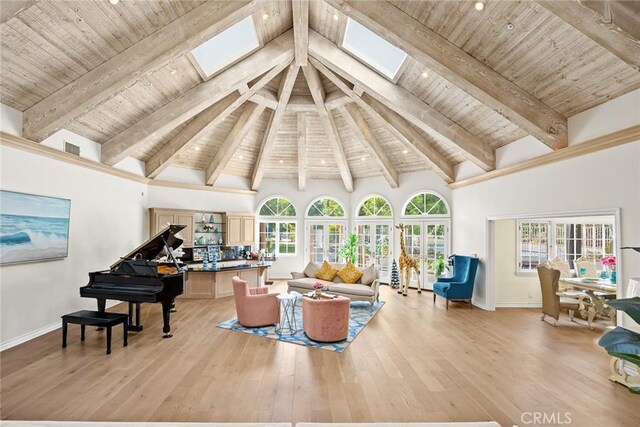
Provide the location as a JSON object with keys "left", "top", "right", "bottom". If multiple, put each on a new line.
{"left": 395, "top": 223, "right": 421, "bottom": 297}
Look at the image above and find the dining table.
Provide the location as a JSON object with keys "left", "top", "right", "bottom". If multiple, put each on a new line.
{"left": 558, "top": 277, "right": 617, "bottom": 329}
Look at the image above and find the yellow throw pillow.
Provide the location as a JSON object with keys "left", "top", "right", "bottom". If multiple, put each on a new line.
{"left": 315, "top": 261, "right": 339, "bottom": 281}
{"left": 337, "top": 261, "right": 363, "bottom": 284}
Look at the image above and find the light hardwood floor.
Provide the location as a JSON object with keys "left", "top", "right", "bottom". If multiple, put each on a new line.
{"left": 1, "top": 283, "right": 638, "bottom": 425}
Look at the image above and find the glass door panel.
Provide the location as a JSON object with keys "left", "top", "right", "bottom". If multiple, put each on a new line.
{"left": 306, "top": 222, "right": 346, "bottom": 263}
{"left": 307, "top": 223, "right": 325, "bottom": 263}
{"left": 402, "top": 221, "right": 449, "bottom": 290}
{"left": 327, "top": 224, "right": 344, "bottom": 263}
{"left": 356, "top": 222, "right": 392, "bottom": 281}
{"left": 424, "top": 223, "right": 448, "bottom": 291}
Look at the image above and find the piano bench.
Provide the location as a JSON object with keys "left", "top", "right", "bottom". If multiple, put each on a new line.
{"left": 61, "top": 310, "right": 129, "bottom": 355}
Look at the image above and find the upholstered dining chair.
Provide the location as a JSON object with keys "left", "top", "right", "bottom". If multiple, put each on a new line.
{"left": 433, "top": 255, "right": 479, "bottom": 309}
{"left": 232, "top": 276, "right": 280, "bottom": 327}
{"left": 537, "top": 265, "right": 580, "bottom": 326}
{"left": 574, "top": 256, "right": 598, "bottom": 278}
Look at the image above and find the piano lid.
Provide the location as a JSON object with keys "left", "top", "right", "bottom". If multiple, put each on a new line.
{"left": 110, "top": 224, "right": 186, "bottom": 269}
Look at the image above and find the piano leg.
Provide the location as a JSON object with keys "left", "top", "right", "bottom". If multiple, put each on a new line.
{"left": 127, "top": 302, "right": 144, "bottom": 332}
{"left": 161, "top": 301, "right": 173, "bottom": 338}
{"left": 96, "top": 299, "right": 106, "bottom": 331}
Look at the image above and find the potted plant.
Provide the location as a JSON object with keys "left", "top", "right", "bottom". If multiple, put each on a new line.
{"left": 430, "top": 253, "right": 449, "bottom": 279}
{"left": 313, "top": 281, "right": 324, "bottom": 297}
{"left": 598, "top": 297, "right": 640, "bottom": 393}
{"left": 340, "top": 233, "right": 358, "bottom": 264}
{"left": 601, "top": 255, "right": 617, "bottom": 283}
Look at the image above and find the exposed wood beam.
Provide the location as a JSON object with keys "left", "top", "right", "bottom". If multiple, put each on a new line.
{"left": 361, "top": 94, "right": 455, "bottom": 184}
{"left": 302, "top": 62, "right": 354, "bottom": 192}
{"left": 146, "top": 93, "right": 240, "bottom": 179}
{"left": 250, "top": 88, "right": 278, "bottom": 109}
{"left": 286, "top": 95, "right": 316, "bottom": 112}
{"left": 23, "top": 0, "right": 261, "bottom": 142}
{"left": 1, "top": 0, "right": 38, "bottom": 24}
{"left": 538, "top": 0, "right": 640, "bottom": 71}
{"left": 327, "top": 0, "right": 568, "bottom": 150}
{"left": 297, "top": 113, "right": 307, "bottom": 191}
{"left": 145, "top": 62, "right": 285, "bottom": 179}
{"left": 205, "top": 104, "right": 266, "bottom": 186}
{"left": 308, "top": 31, "right": 494, "bottom": 171}
{"left": 292, "top": 0, "right": 309, "bottom": 67}
{"left": 310, "top": 57, "right": 454, "bottom": 183}
{"left": 340, "top": 104, "right": 399, "bottom": 188}
{"left": 450, "top": 125, "right": 640, "bottom": 189}
{"left": 325, "top": 91, "right": 353, "bottom": 110}
{"left": 101, "top": 31, "right": 294, "bottom": 166}
{"left": 251, "top": 64, "right": 300, "bottom": 190}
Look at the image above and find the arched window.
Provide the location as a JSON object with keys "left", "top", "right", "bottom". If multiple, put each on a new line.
{"left": 357, "top": 195, "right": 393, "bottom": 217}
{"left": 257, "top": 197, "right": 297, "bottom": 257}
{"left": 306, "top": 197, "right": 345, "bottom": 217}
{"left": 403, "top": 191, "right": 449, "bottom": 216}
{"left": 259, "top": 197, "right": 296, "bottom": 217}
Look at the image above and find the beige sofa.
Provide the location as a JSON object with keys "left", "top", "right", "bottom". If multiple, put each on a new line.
{"left": 287, "top": 263, "right": 380, "bottom": 307}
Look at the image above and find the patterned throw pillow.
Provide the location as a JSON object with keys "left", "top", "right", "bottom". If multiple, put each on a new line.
{"left": 315, "top": 261, "right": 339, "bottom": 281}
{"left": 337, "top": 261, "right": 363, "bottom": 284}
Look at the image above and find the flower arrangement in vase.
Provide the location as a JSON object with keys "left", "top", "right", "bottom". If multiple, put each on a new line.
{"left": 601, "top": 256, "right": 617, "bottom": 284}
{"left": 313, "top": 281, "right": 324, "bottom": 297}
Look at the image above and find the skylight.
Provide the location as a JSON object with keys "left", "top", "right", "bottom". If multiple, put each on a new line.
{"left": 190, "top": 16, "right": 259, "bottom": 78}
{"left": 342, "top": 18, "right": 408, "bottom": 80}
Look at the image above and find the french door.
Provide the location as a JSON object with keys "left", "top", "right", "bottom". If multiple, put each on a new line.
{"left": 306, "top": 221, "right": 347, "bottom": 263}
{"left": 403, "top": 221, "right": 450, "bottom": 291}
{"left": 356, "top": 222, "right": 392, "bottom": 282}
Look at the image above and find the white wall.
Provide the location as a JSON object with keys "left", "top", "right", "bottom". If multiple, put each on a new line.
{"left": 494, "top": 220, "right": 541, "bottom": 307}
{"left": 0, "top": 145, "right": 148, "bottom": 348}
{"left": 453, "top": 141, "right": 640, "bottom": 310}
{"left": 147, "top": 185, "right": 254, "bottom": 213}
{"left": 255, "top": 170, "right": 452, "bottom": 278}
{"left": 41, "top": 129, "right": 102, "bottom": 163}
{"left": 452, "top": 89, "right": 640, "bottom": 312}
{"left": 0, "top": 103, "right": 22, "bottom": 137}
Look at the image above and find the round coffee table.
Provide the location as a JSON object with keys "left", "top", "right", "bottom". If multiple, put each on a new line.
{"left": 275, "top": 293, "right": 298, "bottom": 335}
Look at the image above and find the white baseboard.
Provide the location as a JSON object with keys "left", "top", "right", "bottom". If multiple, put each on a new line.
{"left": 1, "top": 300, "right": 121, "bottom": 352}
{"left": 494, "top": 301, "right": 542, "bottom": 308}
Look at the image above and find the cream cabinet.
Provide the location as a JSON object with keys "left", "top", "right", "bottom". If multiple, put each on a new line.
{"left": 149, "top": 208, "right": 194, "bottom": 247}
{"left": 226, "top": 213, "right": 255, "bottom": 246}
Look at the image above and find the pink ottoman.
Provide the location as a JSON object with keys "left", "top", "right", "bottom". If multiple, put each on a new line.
{"left": 302, "top": 296, "right": 350, "bottom": 342}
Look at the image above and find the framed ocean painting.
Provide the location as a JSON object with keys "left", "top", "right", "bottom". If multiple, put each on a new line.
{"left": 0, "top": 190, "right": 71, "bottom": 265}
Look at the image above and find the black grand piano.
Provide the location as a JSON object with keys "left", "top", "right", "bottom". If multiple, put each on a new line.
{"left": 80, "top": 225, "right": 186, "bottom": 338}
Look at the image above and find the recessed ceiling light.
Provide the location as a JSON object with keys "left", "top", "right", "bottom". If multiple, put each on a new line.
{"left": 475, "top": 2, "right": 485, "bottom": 11}
{"left": 279, "top": 159, "right": 283, "bottom": 164}
{"left": 333, "top": 14, "right": 339, "bottom": 21}
{"left": 262, "top": 13, "right": 269, "bottom": 20}
{"left": 361, "top": 157, "right": 365, "bottom": 161}
{"left": 194, "top": 147, "right": 200, "bottom": 151}
{"left": 109, "top": 0, "right": 119, "bottom": 5}
{"left": 169, "top": 69, "right": 177, "bottom": 75}
{"left": 403, "top": 149, "right": 408, "bottom": 154}
{"left": 421, "top": 71, "right": 429, "bottom": 78}
{"left": 239, "top": 155, "right": 243, "bottom": 160}
{"left": 321, "top": 160, "right": 326, "bottom": 164}
{"left": 506, "top": 23, "right": 514, "bottom": 30}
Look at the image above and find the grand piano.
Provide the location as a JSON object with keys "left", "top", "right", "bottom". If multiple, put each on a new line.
{"left": 80, "top": 225, "right": 186, "bottom": 338}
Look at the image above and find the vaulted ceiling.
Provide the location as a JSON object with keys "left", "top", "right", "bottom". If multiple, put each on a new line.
{"left": 1, "top": 0, "right": 639, "bottom": 191}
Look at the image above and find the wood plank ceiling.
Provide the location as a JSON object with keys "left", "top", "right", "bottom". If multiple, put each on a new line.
{"left": 1, "top": 0, "right": 639, "bottom": 191}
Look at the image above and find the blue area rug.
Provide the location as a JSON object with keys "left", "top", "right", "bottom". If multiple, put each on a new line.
{"left": 216, "top": 298, "right": 385, "bottom": 352}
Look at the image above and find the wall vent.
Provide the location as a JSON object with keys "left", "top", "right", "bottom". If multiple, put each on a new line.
{"left": 64, "top": 142, "right": 80, "bottom": 156}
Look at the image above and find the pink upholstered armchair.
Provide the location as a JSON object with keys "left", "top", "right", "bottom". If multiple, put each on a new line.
{"left": 232, "top": 276, "right": 280, "bottom": 327}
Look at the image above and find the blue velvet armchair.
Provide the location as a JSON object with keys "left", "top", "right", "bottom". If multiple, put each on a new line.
{"left": 433, "top": 255, "right": 479, "bottom": 309}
